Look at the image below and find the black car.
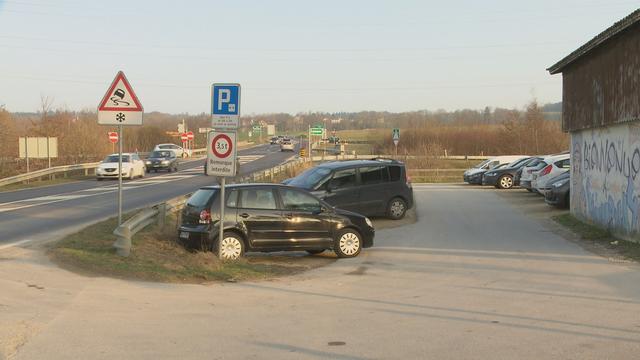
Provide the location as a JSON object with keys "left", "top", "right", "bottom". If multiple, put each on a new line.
{"left": 283, "top": 159, "right": 413, "bottom": 220}
{"left": 544, "top": 171, "right": 570, "bottom": 208}
{"left": 178, "top": 184, "right": 374, "bottom": 259}
{"left": 482, "top": 157, "right": 538, "bottom": 189}
{"left": 145, "top": 150, "right": 178, "bottom": 172}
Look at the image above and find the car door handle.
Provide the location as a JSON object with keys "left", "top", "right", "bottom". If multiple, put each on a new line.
{"left": 239, "top": 213, "right": 250, "bottom": 219}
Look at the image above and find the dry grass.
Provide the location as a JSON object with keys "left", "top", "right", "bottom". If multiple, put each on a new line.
{"left": 48, "top": 213, "right": 334, "bottom": 283}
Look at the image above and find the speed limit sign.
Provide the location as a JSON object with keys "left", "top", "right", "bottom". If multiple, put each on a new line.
{"left": 206, "top": 130, "right": 237, "bottom": 176}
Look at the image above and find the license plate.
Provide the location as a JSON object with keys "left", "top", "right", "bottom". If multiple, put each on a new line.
{"left": 180, "top": 231, "right": 189, "bottom": 239}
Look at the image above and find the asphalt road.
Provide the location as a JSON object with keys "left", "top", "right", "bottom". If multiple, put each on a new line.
{"left": 2, "top": 184, "right": 640, "bottom": 359}
{"left": 0, "top": 143, "right": 299, "bottom": 246}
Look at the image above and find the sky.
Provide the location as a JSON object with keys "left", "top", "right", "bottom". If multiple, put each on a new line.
{"left": 0, "top": 0, "right": 638, "bottom": 115}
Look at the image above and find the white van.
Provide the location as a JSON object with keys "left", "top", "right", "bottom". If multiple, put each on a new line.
{"left": 463, "top": 156, "right": 528, "bottom": 184}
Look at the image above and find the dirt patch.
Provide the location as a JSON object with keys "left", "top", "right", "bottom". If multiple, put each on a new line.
{"left": 48, "top": 214, "right": 334, "bottom": 284}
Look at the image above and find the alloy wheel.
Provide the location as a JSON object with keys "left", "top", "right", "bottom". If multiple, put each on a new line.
{"left": 500, "top": 176, "right": 513, "bottom": 189}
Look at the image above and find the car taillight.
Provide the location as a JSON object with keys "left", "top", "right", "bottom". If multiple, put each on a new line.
{"left": 199, "top": 210, "right": 211, "bottom": 224}
{"left": 540, "top": 164, "right": 552, "bottom": 176}
{"left": 406, "top": 174, "right": 412, "bottom": 186}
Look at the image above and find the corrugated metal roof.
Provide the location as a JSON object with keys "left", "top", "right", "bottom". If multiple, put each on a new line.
{"left": 547, "top": 8, "right": 640, "bottom": 74}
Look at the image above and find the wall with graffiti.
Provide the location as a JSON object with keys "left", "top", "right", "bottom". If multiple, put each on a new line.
{"left": 571, "top": 122, "right": 640, "bottom": 242}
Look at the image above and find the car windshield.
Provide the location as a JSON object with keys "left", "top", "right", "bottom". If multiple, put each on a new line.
{"left": 507, "top": 158, "right": 528, "bottom": 168}
{"left": 151, "top": 151, "right": 172, "bottom": 158}
{"left": 103, "top": 155, "right": 130, "bottom": 163}
{"left": 287, "top": 167, "right": 332, "bottom": 189}
{"left": 473, "top": 159, "right": 490, "bottom": 168}
{"left": 159, "top": 145, "right": 177, "bottom": 149}
{"left": 186, "top": 189, "right": 217, "bottom": 209}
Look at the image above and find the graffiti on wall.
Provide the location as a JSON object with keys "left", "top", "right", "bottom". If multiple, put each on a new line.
{"left": 572, "top": 122, "right": 640, "bottom": 239}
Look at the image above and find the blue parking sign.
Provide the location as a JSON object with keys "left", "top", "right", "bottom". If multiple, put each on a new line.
{"left": 211, "top": 83, "right": 241, "bottom": 129}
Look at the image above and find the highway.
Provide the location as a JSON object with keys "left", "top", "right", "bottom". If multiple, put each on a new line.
{"left": 0, "top": 143, "right": 300, "bottom": 246}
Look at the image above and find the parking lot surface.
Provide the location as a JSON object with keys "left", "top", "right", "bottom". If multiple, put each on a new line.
{"left": 2, "top": 184, "right": 640, "bottom": 359}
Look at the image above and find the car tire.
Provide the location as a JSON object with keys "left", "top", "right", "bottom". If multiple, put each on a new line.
{"left": 387, "top": 197, "right": 407, "bottom": 220}
{"left": 498, "top": 175, "right": 514, "bottom": 189}
{"left": 216, "top": 232, "right": 245, "bottom": 260}
{"left": 306, "top": 249, "right": 325, "bottom": 255}
{"left": 334, "top": 229, "right": 362, "bottom": 258}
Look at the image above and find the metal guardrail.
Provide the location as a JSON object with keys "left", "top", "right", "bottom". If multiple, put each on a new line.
{"left": 0, "top": 148, "right": 207, "bottom": 188}
{"left": 113, "top": 195, "right": 189, "bottom": 256}
{"left": 0, "top": 162, "right": 101, "bottom": 187}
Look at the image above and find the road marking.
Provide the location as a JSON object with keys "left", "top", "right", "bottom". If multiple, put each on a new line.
{"left": 0, "top": 239, "right": 31, "bottom": 251}
{"left": 239, "top": 155, "right": 264, "bottom": 164}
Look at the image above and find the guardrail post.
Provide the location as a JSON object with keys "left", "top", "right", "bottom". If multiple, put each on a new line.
{"left": 157, "top": 203, "right": 166, "bottom": 228}
{"left": 84, "top": 168, "right": 89, "bottom": 176}
{"left": 113, "top": 225, "right": 132, "bottom": 257}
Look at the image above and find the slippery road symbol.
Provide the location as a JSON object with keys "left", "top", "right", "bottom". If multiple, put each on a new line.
{"left": 110, "top": 88, "right": 131, "bottom": 106}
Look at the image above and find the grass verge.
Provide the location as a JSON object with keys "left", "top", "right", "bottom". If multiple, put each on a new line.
{"left": 0, "top": 175, "right": 93, "bottom": 192}
{"left": 48, "top": 213, "right": 334, "bottom": 283}
{"left": 553, "top": 213, "right": 640, "bottom": 262}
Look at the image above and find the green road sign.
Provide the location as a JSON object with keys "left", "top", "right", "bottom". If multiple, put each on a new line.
{"left": 392, "top": 128, "right": 400, "bottom": 140}
{"left": 253, "top": 125, "right": 262, "bottom": 132}
{"left": 310, "top": 127, "right": 323, "bottom": 135}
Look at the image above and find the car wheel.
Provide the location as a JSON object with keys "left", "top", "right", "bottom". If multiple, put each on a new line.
{"left": 387, "top": 197, "right": 407, "bottom": 220}
{"left": 217, "top": 232, "right": 245, "bottom": 260}
{"left": 306, "top": 249, "right": 325, "bottom": 255}
{"left": 334, "top": 229, "right": 362, "bottom": 258}
{"left": 498, "top": 175, "right": 514, "bottom": 189}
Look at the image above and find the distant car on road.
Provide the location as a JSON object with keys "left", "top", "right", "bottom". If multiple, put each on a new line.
{"left": 270, "top": 136, "right": 279, "bottom": 145}
{"left": 96, "top": 153, "right": 145, "bottom": 180}
{"left": 145, "top": 150, "right": 179, "bottom": 173}
{"left": 154, "top": 143, "right": 191, "bottom": 158}
{"left": 482, "top": 157, "right": 538, "bottom": 189}
{"left": 284, "top": 158, "right": 413, "bottom": 220}
{"left": 280, "top": 139, "right": 295, "bottom": 151}
{"left": 544, "top": 171, "right": 570, "bottom": 208}
{"left": 178, "top": 184, "right": 375, "bottom": 260}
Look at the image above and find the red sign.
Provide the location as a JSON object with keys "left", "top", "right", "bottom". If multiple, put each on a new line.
{"left": 180, "top": 133, "right": 188, "bottom": 143}
{"left": 108, "top": 132, "right": 118, "bottom": 143}
{"left": 211, "top": 134, "right": 233, "bottom": 158}
{"left": 186, "top": 131, "right": 194, "bottom": 141}
{"left": 97, "top": 71, "right": 143, "bottom": 112}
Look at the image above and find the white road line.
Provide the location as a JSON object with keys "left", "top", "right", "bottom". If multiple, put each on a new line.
{"left": 0, "top": 239, "right": 31, "bottom": 251}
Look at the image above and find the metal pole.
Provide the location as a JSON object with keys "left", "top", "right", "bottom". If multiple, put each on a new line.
{"left": 218, "top": 177, "right": 225, "bottom": 259}
{"left": 118, "top": 124, "right": 123, "bottom": 225}
{"left": 308, "top": 125, "right": 311, "bottom": 163}
{"left": 25, "top": 137, "right": 29, "bottom": 184}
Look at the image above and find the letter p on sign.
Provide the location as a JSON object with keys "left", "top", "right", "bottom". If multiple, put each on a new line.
{"left": 217, "top": 89, "right": 231, "bottom": 111}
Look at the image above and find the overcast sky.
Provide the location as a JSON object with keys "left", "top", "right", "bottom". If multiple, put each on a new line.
{"left": 0, "top": 0, "right": 637, "bottom": 115}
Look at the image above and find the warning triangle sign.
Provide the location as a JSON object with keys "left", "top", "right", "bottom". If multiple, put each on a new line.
{"left": 98, "top": 71, "right": 143, "bottom": 112}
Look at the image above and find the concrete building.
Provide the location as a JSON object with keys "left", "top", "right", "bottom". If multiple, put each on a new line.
{"left": 548, "top": 9, "right": 640, "bottom": 242}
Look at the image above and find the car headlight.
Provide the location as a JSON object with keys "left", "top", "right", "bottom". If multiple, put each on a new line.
{"left": 552, "top": 179, "right": 569, "bottom": 188}
{"left": 145, "top": 160, "right": 151, "bottom": 164}
{"left": 365, "top": 217, "right": 373, "bottom": 228}
{"left": 161, "top": 160, "right": 169, "bottom": 164}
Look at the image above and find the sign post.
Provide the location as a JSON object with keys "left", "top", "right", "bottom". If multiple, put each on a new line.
{"left": 392, "top": 128, "right": 400, "bottom": 156}
{"left": 211, "top": 83, "right": 241, "bottom": 260}
{"left": 98, "top": 71, "right": 143, "bottom": 233}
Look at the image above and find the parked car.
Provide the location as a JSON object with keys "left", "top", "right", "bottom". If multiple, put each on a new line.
{"left": 463, "top": 155, "right": 528, "bottom": 184}
{"left": 481, "top": 157, "right": 537, "bottom": 189}
{"left": 280, "top": 139, "right": 294, "bottom": 151}
{"left": 544, "top": 171, "right": 570, "bottom": 208}
{"left": 96, "top": 153, "right": 146, "bottom": 180}
{"left": 144, "top": 150, "right": 179, "bottom": 172}
{"left": 270, "top": 136, "right": 279, "bottom": 145}
{"left": 532, "top": 154, "right": 570, "bottom": 194}
{"left": 154, "top": 143, "right": 192, "bottom": 158}
{"left": 178, "top": 184, "right": 375, "bottom": 259}
{"left": 284, "top": 159, "right": 413, "bottom": 220}
{"left": 519, "top": 158, "right": 547, "bottom": 192}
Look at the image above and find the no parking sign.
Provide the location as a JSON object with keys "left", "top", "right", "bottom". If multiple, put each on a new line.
{"left": 206, "top": 130, "right": 237, "bottom": 176}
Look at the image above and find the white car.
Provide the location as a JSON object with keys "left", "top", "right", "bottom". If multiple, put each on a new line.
{"left": 280, "top": 139, "right": 294, "bottom": 151}
{"left": 532, "top": 154, "right": 571, "bottom": 194}
{"left": 96, "top": 153, "right": 146, "bottom": 180}
{"left": 518, "top": 157, "right": 545, "bottom": 192}
{"left": 154, "top": 143, "right": 192, "bottom": 158}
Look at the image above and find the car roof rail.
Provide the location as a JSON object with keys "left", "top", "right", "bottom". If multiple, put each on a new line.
{"left": 370, "top": 157, "right": 399, "bottom": 163}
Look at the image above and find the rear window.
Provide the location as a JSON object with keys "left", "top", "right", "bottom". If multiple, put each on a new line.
{"left": 389, "top": 166, "right": 402, "bottom": 181}
{"left": 555, "top": 159, "right": 571, "bottom": 169}
{"left": 360, "top": 166, "right": 389, "bottom": 185}
{"left": 186, "top": 189, "right": 217, "bottom": 209}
